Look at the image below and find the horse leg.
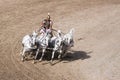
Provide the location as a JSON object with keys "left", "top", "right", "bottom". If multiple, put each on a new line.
{"left": 39, "top": 48, "right": 45, "bottom": 62}
{"left": 62, "top": 49, "right": 68, "bottom": 58}
{"left": 35, "top": 48, "right": 39, "bottom": 60}
{"left": 58, "top": 49, "right": 62, "bottom": 59}
{"left": 33, "top": 48, "right": 39, "bottom": 63}
{"left": 21, "top": 49, "right": 25, "bottom": 62}
{"left": 51, "top": 50, "right": 56, "bottom": 63}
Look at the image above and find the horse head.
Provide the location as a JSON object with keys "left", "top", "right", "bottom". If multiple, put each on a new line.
{"left": 54, "top": 30, "right": 63, "bottom": 48}
{"left": 63, "top": 28, "right": 75, "bottom": 47}
{"left": 31, "top": 31, "right": 38, "bottom": 46}
{"left": 69, "top": 28, "right": 74, "bottom": 38}
{"left": 37, "top": 29, "right": 51, "bottom": 47}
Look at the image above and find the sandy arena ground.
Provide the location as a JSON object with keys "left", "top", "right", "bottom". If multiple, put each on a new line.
{"left": 0, "top": 0, "right": 120, "bottom": 80}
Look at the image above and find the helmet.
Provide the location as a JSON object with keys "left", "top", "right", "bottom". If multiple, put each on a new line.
{"left": 47, "top": 13, "right": 50, "bottom": 20}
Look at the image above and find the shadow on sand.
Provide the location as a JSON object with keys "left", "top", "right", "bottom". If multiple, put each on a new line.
{"left": 26, "top": 49, "right": 92, "bottom": 65}
{"left": 49, "top": 50, "right": 92, "bottom": 65}
{"left": 63, "top": 50, "right": 91, "bottom": 61}
{"left": 38, "top": 50, "right": 92, "bottom": 65}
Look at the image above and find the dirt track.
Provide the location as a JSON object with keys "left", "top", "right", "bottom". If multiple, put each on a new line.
{"left": 0, "top": 0, "right": 120, "bottom": 80}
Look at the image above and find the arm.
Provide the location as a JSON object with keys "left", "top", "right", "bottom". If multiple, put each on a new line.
{"left": 50, "top": 20, "right": 53, "bottom": 29}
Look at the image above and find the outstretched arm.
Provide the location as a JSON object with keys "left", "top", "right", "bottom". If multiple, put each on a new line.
{"left": 50, "top": 20, "right": 53, "bottom": 29}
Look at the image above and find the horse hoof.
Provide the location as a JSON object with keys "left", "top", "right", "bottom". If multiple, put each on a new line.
{"left": 21, "top": 59, "right": 24, "bottom": 62}
{"left": 59, "top": 59, "right": 62, "bottom": 61}
{"left": 39, "top": 59, "right": 42, "bottom": 62}
{"left": 50, "top": 62, "right": 53, "bottom": 65}
{"left": 32, "top": 61, "right": 36, "bottom": 64}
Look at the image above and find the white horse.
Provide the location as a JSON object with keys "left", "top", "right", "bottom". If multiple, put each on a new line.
{"left": 34, "top": 29, "right": 51, "bottom": 62}
{"left": 62, "top": 28, "right": 75, "bottom": 57}
{"left": 21, "top": 31, "right": 38, "bottom": 61}
{"left": 49, "top": 30, "right": 63, "bottom": 62}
